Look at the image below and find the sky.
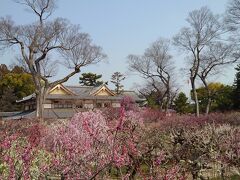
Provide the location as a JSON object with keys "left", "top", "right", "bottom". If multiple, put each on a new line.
{"left": 0, "top": 0, "right": 236, "bottom": 95}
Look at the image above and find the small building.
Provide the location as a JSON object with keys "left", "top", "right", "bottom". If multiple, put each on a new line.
{"left": 16, "top": 84, "right": 144, "bottom": 119}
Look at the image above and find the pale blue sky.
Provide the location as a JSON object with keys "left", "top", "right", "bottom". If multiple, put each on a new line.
{"left": 0, "top": 0, "right": 236, "bottom": 95}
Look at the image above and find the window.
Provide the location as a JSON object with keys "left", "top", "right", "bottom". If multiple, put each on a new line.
{"left": 64, "top": 104, "right": 72, "bottom": 108}
{"left": 53, "top": 101, "right": 72, "bottom": 109}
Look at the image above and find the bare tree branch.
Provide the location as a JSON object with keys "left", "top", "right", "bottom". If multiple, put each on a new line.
{"left": 0, "top": 0, "right": 106, "bottom": 119}
{"left": 197, "top": 41, "right": 240, "bottom": 114}
{"left": 15, "top": 0, "right": 56, "bottom": 23}
{"left": 128, "top": 38, "right": 175, "bottom": 111}
{"left": 173, "top": 7, "right": 224, "bottom": 116}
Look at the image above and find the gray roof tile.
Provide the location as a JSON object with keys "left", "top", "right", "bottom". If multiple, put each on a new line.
{"left": 17, "top": 85, "right": 145, "bottom": 103}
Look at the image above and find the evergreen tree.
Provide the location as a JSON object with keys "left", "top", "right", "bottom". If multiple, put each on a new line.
{"left": 0, "top": 64, "right": 10, "bottom": 78}
{"left": 233, "top": 64, "right": 240, "bottom": 109}
{"left": 174, "top": 92, "right": 190, "bottom": 114}
{"left": 214, "top": 85, "right": 234, "bottom": 112}
{"left": 192, "top": 83, "right": 234, "bottom": 112}
{"left": 79, "top": 72, "right": 103, "bottom": 86}
{"left": 0, "top": 64, "right": 35, "bottom": 111}
{"left": 111, "top": 72, "right": 125, "bottom": 94}
{"left": 0, "top": 87, "right": 20, "bottom": 111}
{"left": 146, "top": 91, "right": 162, "bottom": 109}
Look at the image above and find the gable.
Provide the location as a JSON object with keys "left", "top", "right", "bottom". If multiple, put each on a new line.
{"left": 49, "top": 84, "right": 75, "bottom": 95}
{"left": 92, "top": 85, "right": 115, "bottom": 96}
{"left": 96, "top": 89, "right": 113, "bottom": 96}
{"left": 50, "top": 88, "right": 68, "bottom": 95}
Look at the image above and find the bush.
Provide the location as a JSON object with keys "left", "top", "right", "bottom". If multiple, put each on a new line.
{"left": 0, "top": 110, "right": 239, "bottom": 179}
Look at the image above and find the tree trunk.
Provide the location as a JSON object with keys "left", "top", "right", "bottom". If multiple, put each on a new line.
{"left": 206, "top": 96, "right": 211, "bottom": 115}
{"left": 192, "top": 49, "right": 201, "bottom": 117}
{"left": 159, "top": 102, "right": 164, "bottom": 112}
{"left": 202, "top": 78, "right": 211, "bottom": 115}
{"left": 193, "top": 89, "right": 200, "bottom": 117}
{"left": 36, "top": 86, "right": 48, "bottom": 120}
{"left": 205, "top": 86, "right": 211, "bottom": 115}
{"left": 164, "top": 92, "right": 170, "bottom": 113}
{"left": 191, "top": 77, "right": 200, "bottom": 117}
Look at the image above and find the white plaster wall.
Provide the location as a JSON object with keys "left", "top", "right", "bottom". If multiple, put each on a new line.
{"left": 43, "top": 104, "right": 52, "bottom": 109}
{"left": 112, "top": 103, "right": 121, "bottom": 108}
{"left": 84, "top": 104, "right": 94, "bottom": 109}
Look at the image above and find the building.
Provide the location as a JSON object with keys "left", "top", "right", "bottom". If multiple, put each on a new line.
{"left": 15, "top": 84, "right": 144, "bottom": 119}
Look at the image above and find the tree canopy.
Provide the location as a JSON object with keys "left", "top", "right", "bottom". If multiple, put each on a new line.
{"left": 233, "top": 64, "right": 240, "bottom": 109}
{"left": 79, "top": 72, "right": 103, "bottom": 86}
{"left": 193, "top": 83, "right": 234, "bottom": 112}
{"left": 128, "top": 38, "right": 175, "bottom": 111}
{"left": 174, "top": 92, "right": 190, "bottom": 114}
{"left": 111, "top": 72, "right": 125, "bottom": 94}
{"left": 0, "top": 64, "right": 35, "bottom": 111}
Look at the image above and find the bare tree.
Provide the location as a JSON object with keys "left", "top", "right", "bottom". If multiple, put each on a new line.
{"left": 137, "top": 80, "right": 171, "bottom": 109}
{"left": 11, "top": 56, "right": 30, "bottom": 73}
{"left": 0, "top": 0, "right": 106, "bottom": 119}
{"left": 128, "top": 38, "right": 174, "bottom": 112}
{"left": 13, "top": 55, "right": 58, "bottom": 78}
{"left": 225, "top": 0, "right": 240, "bottom": 31}
{"left": 198, "top": 42, "right": 239, "bottom": 114}
{"left": 173, "top": 7, "right": 222, "bottom": 117}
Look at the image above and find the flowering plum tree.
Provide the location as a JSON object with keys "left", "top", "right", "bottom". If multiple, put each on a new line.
{"left": 0, "top": 109, "right": 239, "bottom": 179}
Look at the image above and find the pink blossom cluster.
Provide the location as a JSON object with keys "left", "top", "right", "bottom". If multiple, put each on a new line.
{"left": 0, "top": 107, "right": 239, "bottom": 179}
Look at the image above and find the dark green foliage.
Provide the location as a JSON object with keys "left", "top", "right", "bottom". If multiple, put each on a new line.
{"left": 79, "top": 72, "right": 103, "bottom": 86}
{"left": 111, "top": 72, "right": 125, "bottom": 94}
{"left": 233, "top": 64, "right": 240, "bottom": 109}
{"left": 0, "top": 64, "right": 35, "bottom": 111}
{"left": 214, "top": 85, "right": 234, "bottom": 111}
{"left": 174, "top": 92, "right": 190, "bottom": 114}
{"left": 0, "top": 87, "right": 20, "bottom": 111}
{"left": 192, "top": 83, "right": 234, "bottom": 112}
{"left": 0, "top": 73, "right": 35, "bottom": 98}
{"left": 144, "top": 91, "right": 162, "bottom": 109}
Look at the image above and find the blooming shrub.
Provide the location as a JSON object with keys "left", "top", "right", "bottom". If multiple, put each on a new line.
{"left": 0, "top": 124, "right": 51, "bottom": 179}
{"left": 0, "top": 110, "right": 239, "bottom": 179}
{"left": 41, "top": 110, "right": 111, "bottom": 179}
{"left": 141, "top": 107, "right": 166, "bottom": 122}
{"left": 120, "top": 96, "right": 136, "bottom": 111}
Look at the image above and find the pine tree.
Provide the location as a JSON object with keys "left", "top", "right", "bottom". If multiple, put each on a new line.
{"left": 174, "top": 92, "right": 190, "bottom": 114}
{"left": 0, "top": 87, "right": 20, "bottom": 111}
{"left": 111, "top": 72, "right": 125, "bottom": 94}
{"left": 79, "top": 73, "right": 103, "bottom": 86}
{"left": 233, "top": 64, "right": 240, "bottom": 109}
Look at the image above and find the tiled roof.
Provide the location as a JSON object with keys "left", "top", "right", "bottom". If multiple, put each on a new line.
{"left": 66, "top": 86, "right": 95, "bottom": 96}
{"left": 49, "top": 84, "right": 145, "bottom": 101}
{"left": 46, "top": 94, "right": 123, "bottom": 100}
{"left": 17, "top": 85, "right": 145, "bottom": 103}
{"left": 2, "top": 109, "right": 76, "bottom": 119}
{"left": 16, "top": 93, "right": 36, "bottom": 103}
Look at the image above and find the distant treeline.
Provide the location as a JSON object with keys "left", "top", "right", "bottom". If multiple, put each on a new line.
{"left": 0, "top": 64, "right": 35, "bottom": 112}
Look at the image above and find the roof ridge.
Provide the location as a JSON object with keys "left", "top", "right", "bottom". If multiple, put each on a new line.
{"left": 66, "top": 85, "right": 94, "bottom": 88}
{"left": 112, "top": 90, "right": 136, "bottom": 92}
